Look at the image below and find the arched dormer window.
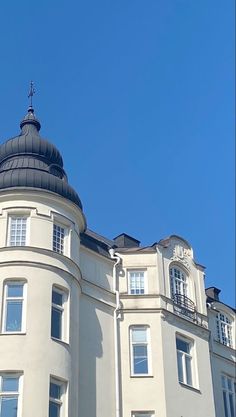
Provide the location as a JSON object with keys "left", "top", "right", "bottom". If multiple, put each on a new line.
{"left": 170, "top": 266, "right": 187, "bottom": 299}
{"left": 169, "top": 266, "right": 196, "bottom": 321}
{"left": 216, "top": 312, "right": 233, "bottom": 348}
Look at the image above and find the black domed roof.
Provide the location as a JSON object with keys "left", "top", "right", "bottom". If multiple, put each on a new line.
{"left": 0, "top": 107, "right": 83, "bottom": 209}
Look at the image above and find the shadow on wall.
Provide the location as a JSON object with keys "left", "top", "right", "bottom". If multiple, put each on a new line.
{"left": 78, "top": 294, "right": 105, "bottom": 417}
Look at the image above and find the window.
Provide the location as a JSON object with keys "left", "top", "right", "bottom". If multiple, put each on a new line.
{"left": 51, "top": 287, "right": 67, "bottom": 341}
{"left": 170, "top": 267, "right": 187, "bottom": 298}
{"left": 222, "top": 375, "right": 236, "bottom": 417}
{"left": 128, "top": 271, "right": 146, "bottom": 295}
{"left": 2, "top": 282, "right": 26, "bottom": 333}
{"left": 8, "top": 216, "right": 27, "bottom": 246}
{"left": 216, "top": 313, "right": 233, "bottom": 347}
{"left": 130, "top": 326, "right": 150, "bottom": 375}
{"left": 49, "top": 378, "right": 66, "bottom": 417}
{"left": 176, "top": 337, "right": 193, "bottom": 386}
{"left": 0, "top": 374, "right": 21, "bottom": 417}
{"left": 53, "top": 224, "right": 65, "bottom": 254}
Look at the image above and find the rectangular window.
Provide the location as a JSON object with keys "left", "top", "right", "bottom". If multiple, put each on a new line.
{"left": 51, "top": 287, "right": 67, "bottom": 341}
{"left": 53, "top": 224, "right": 65, "bottom": 254}
{"left": 49, "top": 378, "right": 66, "bottom": 417}
{"left": 0, "top": 374, "right": 20, "bottom": 417}
{"left": 130, "top": 326, "right": 150, "bottom": 375}
{"left": 176, "top": 337, "right": 193, "bottom": 386}
{"left": 9, "top": 216, "right": 27, "bottom": 246}
{"left": 49, "top": 380, "right": 62, "bottom": 417}
{"left": 222, "top": 375, "right": 236, "bottom": 417}
{"left": 216, "top": 313, "right": 233, "bottom": 347}
{"left": 128, "top": 271, "right": 146, "bottom": 295}
{"left": 2, "top": 282, "right": 26, "bottom": 333}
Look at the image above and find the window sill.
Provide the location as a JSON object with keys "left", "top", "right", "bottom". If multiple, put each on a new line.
{"left": 51, "top": 337, "right": 70, "bottom": 347}
{"left": 179, "top": 382, "right": 201, "bottom": 394}
{"left": 214, "top": 339, "right": 234, "bottom": 350}
{"left": 0, "top": 332, "right": 26, "bottom": 336}
{"left": 130, "top": 374, "right": 154, "bottom": 378}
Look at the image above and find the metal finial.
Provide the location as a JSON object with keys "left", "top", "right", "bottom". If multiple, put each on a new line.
{"left": 28, "top": 81, "right": 35, "bottom": 109}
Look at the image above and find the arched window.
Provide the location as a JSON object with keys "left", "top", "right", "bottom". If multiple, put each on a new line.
{"left": 170, "top": 267, "right": 187, "bottom": 299}
{"left": 216, "top": 312, "right": 233, "bottom": 348}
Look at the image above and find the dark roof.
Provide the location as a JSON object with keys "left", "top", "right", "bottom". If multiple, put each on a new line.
{"left": 0, "top": 107, "right": 83, "bottom": 209}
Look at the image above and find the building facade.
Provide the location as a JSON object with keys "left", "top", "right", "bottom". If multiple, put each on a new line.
{"left": 0, "top": 107, "right": 235, "bottom": 417}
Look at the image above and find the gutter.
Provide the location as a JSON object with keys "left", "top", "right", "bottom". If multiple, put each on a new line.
{"left": 109, "top": 248, "right": 121, "bottom": 417}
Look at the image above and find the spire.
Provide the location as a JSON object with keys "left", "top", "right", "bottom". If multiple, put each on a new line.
{"left": 20, "top": 82, "right": 41, "bottom": 131}
{"left": 28, "top": 81, "right": 35, "bottom": 109}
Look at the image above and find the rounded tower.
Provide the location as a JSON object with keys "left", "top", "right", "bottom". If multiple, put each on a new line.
{"left": 0, "top": 107, "right": 86, "bottom": 417}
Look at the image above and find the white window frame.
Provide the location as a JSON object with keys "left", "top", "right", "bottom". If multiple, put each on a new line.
{"left": 221, "top": 374, "right": 236, "bottom": 417}
{"left": 7, "top": 215, "right": 29, "bottom": 247}
{"left": 0, "top": 373, "right": 23, "bottom": 417}
{"left": 53, "top": 223, "right": 66, "bottom": 255}
{"left": 51, "top": 286, "right": 69, "bottom": 343}
{"left": 1, "top": 281, "right": 27, "bottom": 334}
{"left": 216, "top": 312, "right": 233, "bottom": 348}
{"left": 130, "top": 326, "right": 151, "bottom": 376}
{"left": 170, "top": 266, "right": 187, "bottom": 298}
{"left": 176, "top": 335, "right": 196, "bottom": 388}
{"left": 49, "top": 377, "right": 67, "bottom": 417}
{"left": 128, "top": 270, "right": 147, "bottom": 295}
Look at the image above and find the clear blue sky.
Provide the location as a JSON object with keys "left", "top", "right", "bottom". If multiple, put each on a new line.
{"left": 0, "top": 1, "right": 235, "bottom": 306}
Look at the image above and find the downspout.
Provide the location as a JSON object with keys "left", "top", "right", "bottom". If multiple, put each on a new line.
{"left": 156, "top": 244, "right": 168, "bottom": 309}
{"left": 109, "top": 248, "right": 121, "bottom": 417}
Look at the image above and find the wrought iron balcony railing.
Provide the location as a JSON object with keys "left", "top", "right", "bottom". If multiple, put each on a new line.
{"left": 172, "top": 293, "right": 196, "bottom": 321}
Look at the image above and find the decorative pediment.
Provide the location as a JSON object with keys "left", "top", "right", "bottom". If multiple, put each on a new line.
{"left": 171, "top": 244, "right": 192, "bottom": 270}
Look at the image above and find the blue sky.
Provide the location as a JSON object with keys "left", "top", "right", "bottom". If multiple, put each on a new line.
{"left": 0, "top": 1, "right": 235, "bottom": 305}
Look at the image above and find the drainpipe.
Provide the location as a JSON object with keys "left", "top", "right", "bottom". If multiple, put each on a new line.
{"left": 109, "top": 248, "right": 121, "bottom": 417}
{"left": 156, "top": 244, "right": 168, "bottom": 309}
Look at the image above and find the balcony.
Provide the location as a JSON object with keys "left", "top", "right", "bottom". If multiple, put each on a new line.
{"left": 172, "top": 293, "right": 196, "bottom": 322}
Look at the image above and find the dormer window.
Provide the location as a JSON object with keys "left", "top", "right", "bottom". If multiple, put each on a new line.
{"left": 170, "top": 266, "right": 195, "bottom": 321}
{"left": 170, "top": 267, "right": 187, "bottom": 298}
{"left": 216, "top": 312, "right": 233, "bottom": 348}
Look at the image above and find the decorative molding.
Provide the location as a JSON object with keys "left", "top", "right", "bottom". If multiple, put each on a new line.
{"left": 171, "top": 244, "right": 192, "bottom": 270}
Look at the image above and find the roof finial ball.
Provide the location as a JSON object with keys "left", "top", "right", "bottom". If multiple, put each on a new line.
{"left": 28, "top": 80, "right": 35, "bottom": 113}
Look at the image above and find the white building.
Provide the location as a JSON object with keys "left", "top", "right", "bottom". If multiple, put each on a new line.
{"left": 0, "top": 107, "right": 235, "bottom": 417}
{"left": 206, "top": 287, "right": 236, "bottom": 417}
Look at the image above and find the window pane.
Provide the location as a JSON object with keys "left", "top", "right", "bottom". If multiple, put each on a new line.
{"left": 185, "top": 356, "right": 193, "bottom": 386}
{"left": 52, "top": 291, "right": 63, "bottom": 306}
{"left": 2, "top": 377, "right": 19, "bottom": 392}
{"left": 51, "top": 308, "right": 62, "bottom": 339}
{"left": 10, "top": 217, "right": 27, "bottom": 247}
{"left": 132, "top": 328, "right": 147, "bottom": 343}
{"left": 53, "top": 224, "right": 65, "bottom": 254}
{"left": 176, "top": 338, "right": 190, "bottom": 353}
{"left": 7, "top": 284, "right": 23, "bottom": 298}
{"left": 223, "top": 391, "right": 229, "bottom": 417}
{"left": 177, "top": 351, "right": 184, "bottom": 383}
{"left": 133, "top": 345, "right": 148, "bottom": 374}
{"left": 49, "top": 401, "right": 60, "bottom": 417}
{"left": 229, "top": 393, "right": 235, "bottom": 417}
{"left": 227, "top": 378, "right": 232, "bottom": 391}
{"left": 6, "top": 301, "right": 22, "bottom": 331}
{"left": 50, "top": 382, "right": 61, "bottom": 399}
{"left": 0, "top": 397, "right": 18, "bottom": 417}
{"left": 222, "top": 375, "right": 226, "bottom": 389}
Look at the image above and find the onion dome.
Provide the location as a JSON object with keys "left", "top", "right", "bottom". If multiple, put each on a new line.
{"left": 0, "top": 107, "right": 83, "bottom": 209}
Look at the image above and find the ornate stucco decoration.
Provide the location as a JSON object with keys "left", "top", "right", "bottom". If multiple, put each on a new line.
{"left": 171, "top": 244, "right": 191, "bottom": 270}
